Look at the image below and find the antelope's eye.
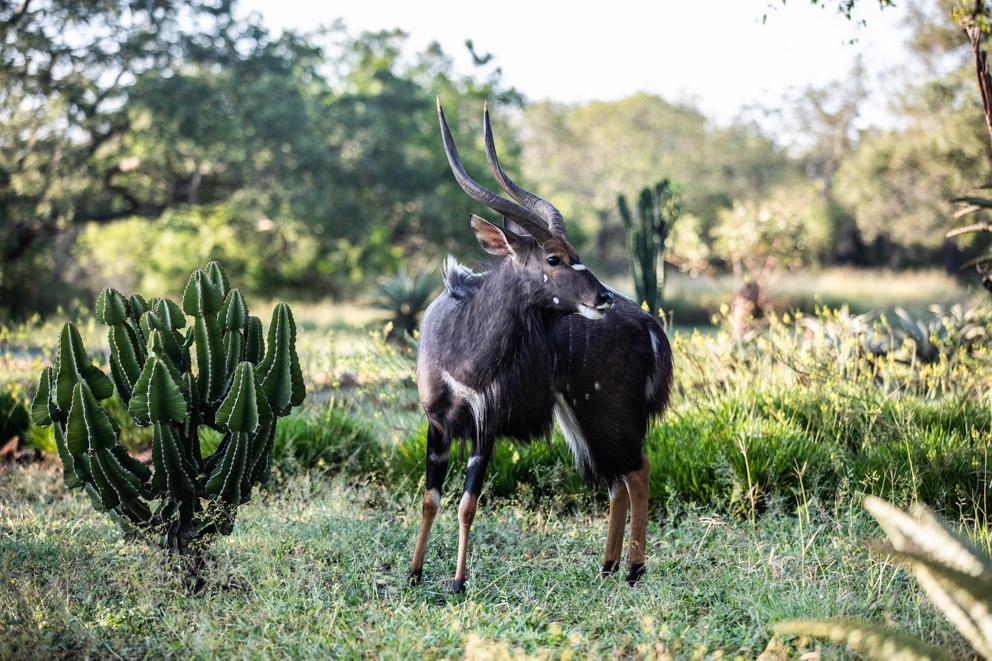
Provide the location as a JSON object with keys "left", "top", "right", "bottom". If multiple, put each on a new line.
{"left": 546, "top": 255, "right": 562, "bottom": 267}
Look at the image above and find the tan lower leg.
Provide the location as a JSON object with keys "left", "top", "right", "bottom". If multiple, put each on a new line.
{"left": 410, "top": 488, "right": 440, "bottom": 579}
{"left": 454, "top": 492, "right": 478, "bottom": 591}
{"left": 602, "top": 482, "right": 629, "bottom": 572}
{"left": 624, "top": 454, "right": 651, "bottom": 574}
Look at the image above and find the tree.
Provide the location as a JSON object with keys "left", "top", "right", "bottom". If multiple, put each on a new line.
{"left": 519, "top": 95, "right": 800, "bottom": 273}
{"left": 788, "top": 58, "right": 869, "bottom": 197}
{"left": 832, "top": 80, "right": 992, "bottom": 267}
{"left": 0, "top": 0, "right": 247, "bottom": 317}
{"left": 824, "top": 1, "right": 992, "bottom": 269}
{"left": 709, "top": 185, "right": 832, "bottom": 336}
{"left": 0, "top": 5, "right": 525, "bottom": 316}
{"left": 0, "top": 1, "right": 243, "bottom": 258}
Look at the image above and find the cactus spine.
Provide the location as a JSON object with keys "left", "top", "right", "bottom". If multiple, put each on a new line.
{"left": 32, "top": 262, "right": 306, "bottom": 557}
{"left": 618, "top": 179, "right": 681, "bottom": 317}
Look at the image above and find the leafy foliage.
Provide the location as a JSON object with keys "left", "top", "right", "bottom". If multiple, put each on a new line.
{"left": 0, "top": 9, "right": 523, "bottom": 317}
{"left": 519, "top": 95, "right": 802, "bottom": 272}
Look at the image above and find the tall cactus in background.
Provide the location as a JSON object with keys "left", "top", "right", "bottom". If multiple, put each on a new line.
{"left": 31, "top": 262, "right": 305, "bottom": 560}
{"left": 618, "top": 179, "right": 681, "bottom": 318}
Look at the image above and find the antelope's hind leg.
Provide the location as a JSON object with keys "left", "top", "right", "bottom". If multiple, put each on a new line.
{"left": 600, "top": 480, "right": 630, "bottom": 576}
{"left": 409, "top": 425, "right": 450, "bottom": 585}
{"left": 623, "top": 453, "right": 651, "bottom": 585}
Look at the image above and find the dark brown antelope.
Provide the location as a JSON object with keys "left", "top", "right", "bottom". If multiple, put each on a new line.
{"left": 408, "top": 99, "right": 672, "bottom": 593}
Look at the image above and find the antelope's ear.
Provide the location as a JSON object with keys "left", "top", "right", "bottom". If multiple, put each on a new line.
{"left": 502, "top": 216, "right": 527, "bottom": 237}
{"left": 471, "top": 214, "right": 519, "bottom": 256}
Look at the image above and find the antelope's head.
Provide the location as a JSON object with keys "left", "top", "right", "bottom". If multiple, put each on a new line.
{"left": 438, "top": 99, "right": 614, "bottom": 320}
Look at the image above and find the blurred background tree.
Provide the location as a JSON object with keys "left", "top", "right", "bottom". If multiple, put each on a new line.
{"left": 3, "top": 0, "right": 992, "bottom": 323}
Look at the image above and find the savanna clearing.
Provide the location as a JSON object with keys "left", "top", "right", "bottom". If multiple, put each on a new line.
{"left": 1, "top": 268, "right": 990, "bottom": 660}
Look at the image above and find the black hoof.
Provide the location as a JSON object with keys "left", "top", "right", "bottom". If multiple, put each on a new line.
{"left": 625, "top": 562, "right": 645, "bottom": 586}
{"left": 407, "top": 569, "right": 422, "bottom": 585}
{"left": 452, "top": 578, "right": 467, "bottom": 594}
{"left": 599, "top": 560, "right": 620, "bottom": 576}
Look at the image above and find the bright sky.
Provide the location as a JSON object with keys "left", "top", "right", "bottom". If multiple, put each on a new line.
{"left": 236, "top": 0, "right": 917, "bottom": 128}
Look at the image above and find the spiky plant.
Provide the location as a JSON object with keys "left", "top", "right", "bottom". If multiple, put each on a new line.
{"left": 775, "top": 495, "right": 992, "bottom": 659}
{"left": 618, "top": 179, "right": 681, "bottom": 318}
{"left": 372, "top": 268, "right": 438, "bottom": 339}
{"left": 31, "top": 262, "right": 306, "bottom": 561}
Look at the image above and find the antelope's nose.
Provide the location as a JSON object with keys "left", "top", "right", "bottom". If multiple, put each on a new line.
{"left": 596, "top": 290, "right": 614, "bottom": 309}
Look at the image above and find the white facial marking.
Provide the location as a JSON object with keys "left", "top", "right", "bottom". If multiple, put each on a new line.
{"left": 585, "top": 393, "right": 591, "bottom": 401}
{"left": 594, "top": 382, "right": 601, "bottom": 391}
{"left": 571, "top": 264, "right": 587, "bottom": 271}
{"left": 543, "top": 274, "right": 548, "bottom": 283}
{"left": 553, "top": 297, "right": 560, "bottom": 305}
{"left": 577, "top": 304, "right": 605, "bottom": 320}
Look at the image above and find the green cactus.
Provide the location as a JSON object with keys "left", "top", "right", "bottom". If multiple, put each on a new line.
{"left": 31, "top": 262, "right": 306, "bottom": 560}
{"left": 618, "top": 179, "right": 681, "bottom": 318}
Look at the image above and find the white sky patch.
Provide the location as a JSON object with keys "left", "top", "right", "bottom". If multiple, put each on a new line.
{"left": 237, "top": 0, "right": 912, "bottom": 131}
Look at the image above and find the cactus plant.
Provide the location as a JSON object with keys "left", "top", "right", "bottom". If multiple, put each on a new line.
{"left": 31, "top": 262, "right": 305, "bottom": 560}
{"left": 618, "top": 179, "right": 681, "bottom": 318}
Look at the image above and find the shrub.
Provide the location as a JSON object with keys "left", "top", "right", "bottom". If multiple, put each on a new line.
{"left": 271, "top": 401, "right": 383, "bottom": 476}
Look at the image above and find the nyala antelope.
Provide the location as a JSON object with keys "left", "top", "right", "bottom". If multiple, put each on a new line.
{"left": 409, "top": 99, "right": 672, "bottom": 593}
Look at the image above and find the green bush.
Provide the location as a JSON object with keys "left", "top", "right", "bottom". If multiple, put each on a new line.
{"left": 271, "top": 402, "right": 383, "bottom": 476}
{"left": 0, "top": 388, "right": 30, "bottom": 448}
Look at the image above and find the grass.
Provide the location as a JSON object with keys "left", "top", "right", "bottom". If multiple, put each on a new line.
{"left": 2, "top": 267, "right": 992, "bottom": 658}
{"left": 0, "top": 466, "right": 975, "bottom": 659}
{"left": 647, "top": 267, "right": 979, "bottom": 326}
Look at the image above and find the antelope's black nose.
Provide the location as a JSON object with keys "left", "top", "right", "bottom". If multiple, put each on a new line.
{"left": 597, "top": 290, "right": 615, "bottom": 308}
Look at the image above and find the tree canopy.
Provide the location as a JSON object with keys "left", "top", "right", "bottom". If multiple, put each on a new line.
{"left": 2, "top": 0, "right": 990, "bottom": 319}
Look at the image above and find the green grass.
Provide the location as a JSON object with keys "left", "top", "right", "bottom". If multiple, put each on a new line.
{"left": 0, "top": 467, "right": 975, "bottom": 659}
{"left": 3, "top": 271, "right": 992, "bottom": 658}
{"left": 652, "top": 267, "right": 980, "bottom": 324}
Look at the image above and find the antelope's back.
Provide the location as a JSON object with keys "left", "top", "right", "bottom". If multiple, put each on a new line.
{"left": 551, "top": 296, "right": 672, "bottom": 482}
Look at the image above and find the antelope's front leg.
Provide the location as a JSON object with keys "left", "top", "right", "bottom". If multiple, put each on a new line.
{"left": 623, "top": 454, "right": 651, "bottom": 585}
{"left": 453, "top": 448, "right": 491, "bottom": 593}
{"left": 600, "top": 480, "right": 630, "bottom": 575}
{"left": 409, "top": 425, "right": 450, "bottom": 584}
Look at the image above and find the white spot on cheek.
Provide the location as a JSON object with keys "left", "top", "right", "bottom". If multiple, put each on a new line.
{"left": 543, "top": 274, "right": 548, "bottom": 282}
{"left": 594, "top": 382, "right": 601, "bottom": 391}
{"left": 553, "top": 297, "right": 560, "bottom": 305}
